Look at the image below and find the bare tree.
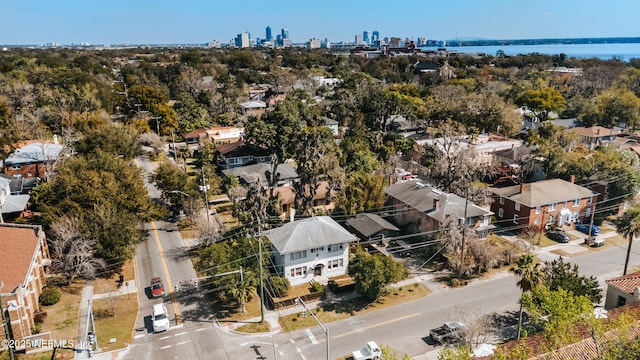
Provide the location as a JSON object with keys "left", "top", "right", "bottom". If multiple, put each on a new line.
{"left": 49, "top": 215, "right": 106, "bottom": 283}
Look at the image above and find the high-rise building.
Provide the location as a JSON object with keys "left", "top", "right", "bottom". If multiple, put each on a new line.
{"left": 321, "top": 38, "right": 331, "bottom": 49}
{"left": 281, "top": 28, "right": 289, "bottom": 39}
{"left": 307, "top": 38, "right": 321, "bottom": 49}
{"left": 235, "top": 32, "right": 250, "bottom": 48}
{"left": 355, "top": 34, "right": 364, "bottom": 44}
{"left": 266, "top": 26, "right": 272, "bottom": 41}
{"left": 363, "top": 31, "right": 369, "bottom": 44}
{"left": 372, "top": 30, "right": 380, "bottom": 43}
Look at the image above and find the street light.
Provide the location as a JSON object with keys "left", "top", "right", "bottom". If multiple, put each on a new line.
{"left": 295, "top": 297, "right": 329, "bottom": 360}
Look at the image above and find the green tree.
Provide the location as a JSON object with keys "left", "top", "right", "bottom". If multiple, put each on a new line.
{"left": 615, "top": 207, "right": 640, "bottom": 275}
{"left": 515, "top": 87, "right": 566, "bottom": 123}
{"left": 348, "top": 250, "right": 409, "bottom": 301}
{"left": 244, "top": 95, "right": 307, "bottom": 197}
{"left": 438, "top": 346, "right": 472, "bottom": 360}
{"left": 152, "top": 161, "right": 198, "bottom": 205}
{"left": 230, "top": 277, "right": 256, "bottom": 314}
{"left": 542, "top": 257, "right": 602, "bottom": 304}
{"left": 74, "top": 123, "right": 141, "bottom": 160}
{"left": 580, "top": 88, "right": 640, "bottom": 129}
{"left": 521, "top": 286, "right": 593, "bottom": 349}
{"left": 510, "top": 254, "right": 543, "bottom": 340}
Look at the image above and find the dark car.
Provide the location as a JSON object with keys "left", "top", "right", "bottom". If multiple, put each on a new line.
{"left": 548, "top": 231, "right": 570, "bottom": 243}
{"left": 576, "top": 223, "right": 600, "bottom": 236}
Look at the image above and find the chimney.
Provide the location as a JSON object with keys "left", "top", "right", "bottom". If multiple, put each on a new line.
{"left": 596, "top": 128, "right": 600, "bottom": 135}
{"left": 433, "top": 198, "right": 440, "bottom": 209}
{"left": 570, "top": 175, "right": 575, "bottom": 184}
{"left": 290, "top": 208, "right": 296, "bottom": 222}
{"left": 520, "top": 183, "right": 525, "bottom": 194}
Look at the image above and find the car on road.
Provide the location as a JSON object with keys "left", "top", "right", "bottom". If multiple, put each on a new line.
{"left": 430, "top": 321, "right": 467, "bottom": 344}
{"left": 547, "top": 230, "right": 570, "bottom": 243}
{"left": 152, "top": 303, "right": 170, "bottom": 332}
{"left": 576, "top": 223, "right": 600, "bottom": 236}
{"left": 150, "top": 277, "right": 165, "bottom": 297}
{"left": 352, "top": 341, "right": 381, "bottom": 360}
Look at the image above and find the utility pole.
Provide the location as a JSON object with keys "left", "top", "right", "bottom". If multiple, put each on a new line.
{"left": 258, "top": 218, "right": 264, "bottom": 323}
{"left": 200, "top": 168, "right": 211, "bottom": 226}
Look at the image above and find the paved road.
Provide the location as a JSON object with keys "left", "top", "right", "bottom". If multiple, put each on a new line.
{"left": 124, "top": 155, "right": 228, "bottom": 360}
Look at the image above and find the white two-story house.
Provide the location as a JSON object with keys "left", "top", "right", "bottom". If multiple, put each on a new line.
{"left": 265, "top": 216, "right": 357, "bottom": 286}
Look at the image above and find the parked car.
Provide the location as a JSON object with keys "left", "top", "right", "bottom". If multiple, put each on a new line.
{"left": 430, "top": 321, "right": 467, "bottom": 344}
{"left": 152, "top": 303, "right": 170, "bottom": 332}
{"left": 548, "top": 231, "right": 570, "bottom": 243}
{"left": 584, "top": 235, "right": 605, "bottom": 247}
{"left": 150, "top": 277, "right": 165, "bottom": 297}
{"left": 576, "top": 223, "right": 600, "bottom": 236}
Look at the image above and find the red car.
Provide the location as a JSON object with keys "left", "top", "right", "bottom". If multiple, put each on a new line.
{"left": 150, "top": 277, "right": 165, "bottom": 297}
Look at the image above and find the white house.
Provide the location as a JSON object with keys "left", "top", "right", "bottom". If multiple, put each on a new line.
{"left": 265, "top": 216, "right": 357, "bottom": 286}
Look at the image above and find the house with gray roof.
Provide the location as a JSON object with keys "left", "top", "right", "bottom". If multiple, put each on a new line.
{"left": 0, "top": 177, "right": 29, "bottom": 222}
{"left": 264, "top": 216, "right": 357, "bottom": 286}
{"left": 3, "top": 142, "right": 64, "bottom": 179}
{"left": 488, "top": 177, "right": 598, "bottom": 230}
{"left": 384, "top": 180, "right": 494, "bottom": 239}
{"left": 221, "top": 163, "right": 298, "bottom": 188}
{"left": 345, "top": 213, "right": 399, "bottom": 242}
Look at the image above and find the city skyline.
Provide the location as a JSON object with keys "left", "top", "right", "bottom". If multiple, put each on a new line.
{"left": 2, "top": 0, "right": 640, "bottom": 46}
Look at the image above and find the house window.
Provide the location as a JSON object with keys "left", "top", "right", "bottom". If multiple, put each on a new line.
{"left": 328, "top": 244, "right": 343, "bottom": 252}
{"left": 588, "top": 197, "right": 593, "bottom": 205}
{"left": 535, "top": 206, "right": 541, "bottom": 214}
{"left": 310, "top": 247, "right": 324, "bottom": 253}
{"left": 547, "top": 215, "right": 554, "bottom": 224}
{"left": 498, "top": 208, "right": 504, "bottom": 218}
{"left": 515, "top": 202, "right": 520, "bottom": 211}
{"left": 499, "top": 196, "right": 505, "bottom": 205}
{"left": 290, "top": 267, "right": 307, "bottom": 278}
{"left": 549, "top": 203, "right": 557, "bottom": 211}
{"left": 574, "top": 199, "right": 581, "bottom": 207}
{"left": 617, "top": 295, "right": 627, "bottom": 307}
{"left": 572, "top": 211, "right": 579, "bottom": 221}
{"left": 328, "top": 259, "right": 343, "bottom": 269}
{"left": 289, "top": 250, "right": 307, "bottom": 261}
{"left": 11, "top": 164, "right": 20, "bottom": 170}
{"left": 513, "top": 215, "right": 519, "bottom": 224}
{"left": 534, "top": 218, "right": 540, "bottom": 225}
{"left": 586, "top": 207, "right": 591, "bottom": 218}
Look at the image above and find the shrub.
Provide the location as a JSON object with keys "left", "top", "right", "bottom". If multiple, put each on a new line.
{"left": 39, "top": 287, "right": 61, "bottom": 306}
{"left": 268, "top": 275, "right": 290, "bottom": 298}
{"left": 33, "top": 311, "right": 47, "bottom": 324}
{"left": 311, "top": 281, "right": 324, "bottom": 293}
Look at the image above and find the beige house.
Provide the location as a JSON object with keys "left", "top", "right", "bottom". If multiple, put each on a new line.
{"left": 604, "top": 270, "right": 640, "bottom": 310}
{"left": 0, "top": 224, "right": 50, "bottom": 345}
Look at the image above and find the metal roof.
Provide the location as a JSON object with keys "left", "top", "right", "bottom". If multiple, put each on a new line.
{"left": 265, "top": 216, "right": 357, "bottom": 254}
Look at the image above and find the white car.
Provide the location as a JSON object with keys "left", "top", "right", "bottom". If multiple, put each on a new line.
{"left": 152, "top": 303, "right": 170, "bottom": 332}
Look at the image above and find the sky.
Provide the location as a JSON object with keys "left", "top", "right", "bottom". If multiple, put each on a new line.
{"left": 2, "top": 0, "right": 640, "bottom": 46}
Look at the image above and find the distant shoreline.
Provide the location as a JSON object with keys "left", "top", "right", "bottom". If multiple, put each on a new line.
{"left": 443, "top": 37, "right": 640, "bottom": 47}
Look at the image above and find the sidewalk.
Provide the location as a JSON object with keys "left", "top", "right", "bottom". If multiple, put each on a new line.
{"left": 74, "top": 282, "right": 138, "bottom": 360}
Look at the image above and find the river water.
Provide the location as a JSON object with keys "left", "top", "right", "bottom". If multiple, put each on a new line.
{"left": 421, "top": 43, "right": 640, "bottom": 61}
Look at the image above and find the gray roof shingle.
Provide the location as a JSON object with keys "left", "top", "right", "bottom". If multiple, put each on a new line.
{"left": 265, "top": 216, "right": 357, "bottom": 254}
{"left": 488, "top": 179, "right": 598, "bottom": 207}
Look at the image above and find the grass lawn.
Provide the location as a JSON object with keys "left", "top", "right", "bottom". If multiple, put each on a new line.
{"left": 279, "top": 283, "right": 429, "bottom": 332}
{"left": 11, "top": 280, "right": 85, "bottom": 360}
{"left": 214, "top": 290, "right": 263, "bottom": 322}
{"left": 92, "top": 294, "right": 138, "bottom": 352}
{"left": 93, "top": 260, "right": 135, "bottom": 294}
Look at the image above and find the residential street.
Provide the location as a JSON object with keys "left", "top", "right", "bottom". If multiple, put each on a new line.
{"left": 85, "top": 154, "right": 640, "bottom": 360}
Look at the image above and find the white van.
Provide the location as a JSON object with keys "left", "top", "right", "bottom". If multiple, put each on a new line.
{"left": 152, "top": 303, "right": 170, "bottom": 332}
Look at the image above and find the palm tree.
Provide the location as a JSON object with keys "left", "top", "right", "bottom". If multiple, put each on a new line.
{"left": 230, "top": 280, "right": 255, "bottom": 314}
{"left": 615, "top": 207, "right": 640, "bottom": 275}
{"left": 510, "top": 253, "right": 543, "bottom": 340}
